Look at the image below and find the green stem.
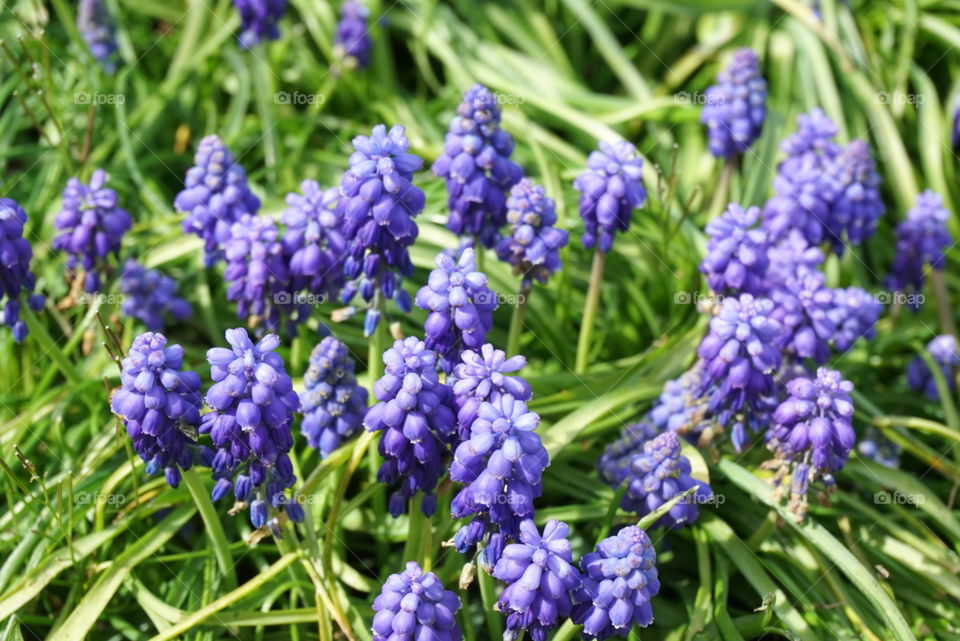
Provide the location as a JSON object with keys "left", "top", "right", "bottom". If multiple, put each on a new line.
{"left": 506, "top": 282, "right": 531, "bottom": 357}
{"left": 708, "top": 157, "right": 736, "bottom": 219}
{"left": 575, "top": 250, "right": 606, "bottom": 375}
{"left": 929, "top": 269, "right": 956, "bottom": 338}
{"left": 476, "top": 562, "right": 503, "bottom": 640}
{"left": 367, "top": 291, "right": 389, "bottom": 562}
{"left": 181, "top": 468, "right": 237, "bottom": 590}
{"left": 21, "top": 307, "right": 81, "bottom": 385}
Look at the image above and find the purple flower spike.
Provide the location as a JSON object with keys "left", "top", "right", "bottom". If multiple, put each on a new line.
{"left": 300, "top": 336, "right": 368, "bottom": 458}
{"left": 372, "top": 561, "right": 463, "bottom": 641}
{"left": 233, "top": 0, "right": 286, "bottom": 48}
{"left": 887, "top": 190, "right": 952, "bottom": 308}
{"left": 53, "top": 169, "right": 132, "bottom": 293}
{"left": 200, "top": 328, "right": 302, "bottom": 528}
{"left": 493, "top": 519, "right": 583, "bottom": 641}
{"left": 574, "top": 140, "right": 646, "bottom": 252}
{"left": 764, "top": 229, "right": 824, "bottom": 288}
{"left": 176, "top": 135, "right": 261, "bottom": 265}
{"left": 907, "top": 334, "right": 959, "bottom": 400}
{"left": 451, "top": 343, "right": 531, "bottom": 442}
{"left": 769, "top": 269, "right": 836, "bottom": 364}
{"left": 78, "top": 0, "right": 118, "bottom": 72}
{"left": 597, "top": 421, "right": 659, "bottom": 486}
{"left": 335, "top": 1, "right": 373, "bottom": 70}
{"left": 0, "top": 198, "right": 44, "bottom": 342}
{"left": 223, "top": 213, "right": 299, "bottom": 334}
{"left": 827, "top": 286, "right": 881, "bottom": 352}
{"left": 650, "top": 364, "right": 710, "bottom": 442}
{"left": 766, "top": 367, "right": 855, "bottom": 519}
{"left": 364, "top": 337, "right": 457, "bottom": 516}
{"left": 615, "top": 432, "right": 712, "bottom": 529}
{"left": 416, "top": 247, "right": 498, "bottom": 373}
{"left": 433, "top": 84, "right": 524, "bottom": 247}
{"left": 118, "top": 260, "right": 192, "bottom": 332}
{"left": 821, "top": 139, "right": 884, "bottom": 252}
{"left": 450, "top": 395, "right": 549, "bottom": 555}
{"left": 497, "top": 179, "right": 569, "bottom": 286}
{"left": 700, "top": 204, "right": 769, "bottom": 295}
{"left": 572, "top": 525, "right": 660, "bottom": 640}
{"left": 339, "top": 124, "right": 425, "bottom": 335}
{"left": 110, "top": 332, "right": 205, "bottom": 488}
{"left": 858, "top": 427, "right": 900, "bottom": 468}
{"left": 281, "top": 180, "right": 347, "bottom": 307}
{"left": 701, "top": 48, "right": 767, "bottom": 158}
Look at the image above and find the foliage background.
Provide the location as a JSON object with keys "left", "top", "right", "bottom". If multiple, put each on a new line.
{"left": 1, "top": 0, "right": 959, "bottom": 640}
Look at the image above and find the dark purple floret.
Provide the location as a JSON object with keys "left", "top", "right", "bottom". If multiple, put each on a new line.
{"left": 335, "top": 0, "right": 373, "bottom": 70}
{"left": 364, "top": 337, "right": 457, "bottom": 516}
{"left": 450, "top": 395, "right": 549, "bottom": 555}
{"left": 820, "top": 140, "right": 884, "bottom": 252}
{"left": 769, "top": 269, "right": 836, "bottom": 364}
{"left": 53, "top": 169, "right": 131, "bottom": 293}
{"left": 827, "top": 286, "right": 881, "bottom": 352}
{"left": 887, "top": 190, "right": 952, "bottom": 307}
{"left": 77, "top": 0, "right": 118, "bottom": 72}
{"left": 451, "top": 343, "right": 531, "bottom": 442}
{"left": 907, "top": 334, "right": 959, "bottom": 400}
{"left": 765, "top": 367, "right": 854, "bottom": 519}
{"left": 700, "top": 203, "right": 769, "bottom": 296}
{"left": 572, "top": 525, "right": 660, "bottom": 640}
{"left": 233, "top": 0, "right": 286, "bottom": 48}
{"left": 201, "top": 328, "right": 302, "bottom": 529}
{"left": 0, "top": 198, "right": 44, "bottom": 342}
{"left": 300, "top": 336, "right": 368, "bottom": 457}
{"left": 574, "top": 140, "right": 646, "bottom": 252}
{"left": 415, "top": 247, "right": 498, "bottom": 373}
{"left": 176, "top": 135, "right": 261, "bottom": 265}
{"left": 614, "top": 432, "right": 712, "bottom": 529}
{"left": 338, "top": 124, "right": 425, "bottom": 335}
{"left": 433, "top": 84, "right": 524, "bottom": 247}
{"left": 497, "top": 179, "right": 568, "bottom": 286}
{"left": 110, "top": 332, "right": 205, "bottom": 488}
{"left": 118, "top": 260, "right": 192, "bottom": 332}
{"left": 493, "top": 519, "right": 582, "bottom": 641}
{"left": 700, "top": 48, "right": 767, "bottom": 158}
{"left": 372, "top": 561, "right": 463, "bottom": 641}
{"left": 280, "top": 180, "right": 347, "bottom": 307}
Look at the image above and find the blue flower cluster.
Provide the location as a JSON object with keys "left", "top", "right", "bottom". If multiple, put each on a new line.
{"left": 372, "top": 562, "right": 462, "bottom": 641}
{"left": 119, "top": 260, "right": 192, "bottom": 332}
{"left": 0, "top": 198, "right": 43, "bottom": 342}
{"left": 300, "top": 336, "right": 368, "bottom": 458}
{"left": 77, "top": 0, "right": 118, "bottom": 72}
{"left": 887, "top": 190, "right": 952, "bottom": 307}
{"left": 53, "top": 169, "right": 132, "bottom": 293}
{"left": 700, "top": 203, "right": 769, "bottom": 296}
{"left": 907, "top": 334, "right": 959, "bottom": 400}
{"left": 700, "top": 48, "right": 767, "bottom": 158}
{"left": 451, "top": 344, "right": 532, "bottom": 441}
{"left": 433, "top": 84, "right": 524, "bottom": 247}
{"left": 334, "top": 0, "right": 373, "bottom": 70}
{"left": 574, "top": 140, "right": 646, "bottom": 253}
{"left": 233, "top": 0, "right": 286, "bottom": 48}
{"left": 497, "top": 179, "right": 569, "bottom": 286}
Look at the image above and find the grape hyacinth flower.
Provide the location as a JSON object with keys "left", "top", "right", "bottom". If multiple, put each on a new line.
{"left": 433, "top": 84, "right": 524, "bottom": 247}
{"left": 450, "top": 395, "right": 549, "bottom": 555}
{"left": 764, "top": 229, "right": 825, "bottom": 288}
{"left": 821, "top": 140, "right": 884, "bottom": 252}
{"left": 53, "top": 169, "right": 132, "bottom": 293}
{"left": 118, "top": 260, "right": 192, "bottom": 332}
{"left": 372, "top": 561, "right": 463, "bottom": 641}
{"left": 907, "top": 334, "right": 959, "bottom": 400}
{"left": 364, "top": 337, "right": 457, "bottom": 516}
{"left": 202, "top": 329, "right": 302, "bottom": 530}
{"left": 0, "top": 198, "right": 44, "bottom": 342}
{"left": 223, "top": 213, "right": 300, "bottom": 334}
{"left": 110, "top": 332, "right": 205, "bottom": 488}
{"left": 858, "top": 427, "right": 900, "bottom": 468}
{"left": 572, "top": 525, "right": 661, "bottom": 639}
{"left": 573, "top": 140, "right": 646, "bottom": 252}
{"left": 497, "top": 179, "right": 569, "bottom": 286}
{"left": 887, "top": 190, "right": 952, "bottom": 306}
{"left": 300, "top": 336, "right": 368, "bottom": 458}
{"left": 700, "top": 48, "right": 767, "bottom": 158}
{"left": 597, "top": 420, "right": 659, "bottom": 487}
{"left": 697, "top": 294, "right": 783, "bottom": 450}
{"left": 650, "top": 364, "right": 710, "bottom": 442}
{"left": 828, "top": 286, "right": 882, "bottom": 352}
{"left": 769, "top": 270, "right": 836, "bottom": 364}
{"left": 493, "top": 519, "right": 582, "bottom": 641}
{"left": 176, "top": 135, "right": 261, "bottom": 265}
{"left": 700, "top": 204, "right": 769, "bottom": 296}
{"left": 451, "top": 344, "right": 532, "bottom": 442}
{"left": 415, "top": 247, "right": 498, "bottom": 373}
{"left": 765, "top": 367, "right": 855, "bottom": 519}
{"left": 233, "top": 0, "right": 286, "bottom": 48}
{"left": 339, "top": 125, "right": 425, "bottom": 335}
{"left": 334, "top": 0, "right": 373, "bottom": 70}
{"left": 77, "top": 0, "right": 118, "bottom": 72}
{"left": 613, "top": 432, "right": 712, "bottom": 529}
{"left": 280, "top": 180, "right": 346, "bottom": 305}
